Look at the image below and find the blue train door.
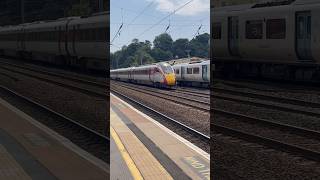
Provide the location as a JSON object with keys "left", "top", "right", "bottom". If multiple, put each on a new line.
{"left": 296, "top": 11, "right": 313, "bottom": 61}
{"left": 202, "top": 65, "right": 208, "bottom": 81}
{"left": 228, "top": 16, "right": 240, "bottom": 57}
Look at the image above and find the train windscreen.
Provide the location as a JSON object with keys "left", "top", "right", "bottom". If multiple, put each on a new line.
{"left": 159, "top": 63, "right": 174, "bottom": 74}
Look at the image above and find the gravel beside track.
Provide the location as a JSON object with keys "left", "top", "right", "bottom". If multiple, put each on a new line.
{"left": 0, "top": 58, "right": 107, "bottom": 83}
{"left": 213, "top": 79, "right": 320, "bottom": 179}
{"left": 0, "top": 65, "right": 108, "bottom": 136}
{"left": 0, "top": 62, "right": 107, "bottom": 97}
{"left": 0, "top": 86, "right": 109, "bottom": 162}
{"left": 215, "top": 79, "right": 320, "bottom": 103}
{"left": 175, "top": 87, "right": 210, "bottom": 96}
{"left": 112, "top": 81, "right": 209, "bottom": 111}
{"left": 212, "top": 134, "right": 320, "bottom": 180}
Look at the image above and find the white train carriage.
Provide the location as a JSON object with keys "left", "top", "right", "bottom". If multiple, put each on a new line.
{"left": 67, "top": 12, "right": 108, "bottom": 70}
{"left": 110, "top": 67, "right": 132, "bottom": 81}
{"left": 212, "top": 0, "right": 320, "bottom": 81}
{"left": 23, "top": 19, "right": 73, "bottom": 63}
{"left": 0, "top": 25, "right": 24, "bottom": 56}
{"left": 173, "top": 60, "right": 210, "bottom": 87}
{"left": 68, "top": 13, "right": 108, "bottom": 59}
{"left": 0, "top": 12, "right": 109, "bottom": 71}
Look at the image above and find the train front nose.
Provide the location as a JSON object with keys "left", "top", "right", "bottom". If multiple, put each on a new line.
{"left": 165, "top": 73, "right": 176, "bottom": 86}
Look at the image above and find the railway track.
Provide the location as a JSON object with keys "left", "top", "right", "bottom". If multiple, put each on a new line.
{"left": 0, "top": 59, "right": 107, "bottom": 87}
{"left": 213, "top": 86, "right": 320, "bottom": 108}
{"left": 213, "top": 83, "right": 320, "bottom": 162}
{"left": 174, "top": 88, "right": 209, "bottom": 98}
{"left": 213, "top": 117, "right": 320, "bottom": 162}
{"left": 175, "top": 87, "right": 210, "bottom": 97}
{"left": 111, "top": 81, "right": 209, "bottom": 112}
{"left": 213, "top": 90, "right": 320, "bottom": 119}
{"left": 0, "top": 61, "right": 107, "bottom": 98}
{"left": 0, "top": 85, "right": 109, "bottom": 163}
{"left": 111, "top": 88, "right": 210, "bottom": 149}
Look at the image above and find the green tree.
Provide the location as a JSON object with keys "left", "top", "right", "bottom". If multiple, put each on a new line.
{"left": 151, "top": 48, "right": 173, "bottom": 61}
{"left": 110, "top": 33, "right": 210, "bottom": 69}
{"left": 153, "top": 33, "right": 173, "bottom": 52}
{"left": 189, "top": 33, "right": 210, "bottom": 58}
{"left": 172, "top": 38, "right": 189, "bottom": 59}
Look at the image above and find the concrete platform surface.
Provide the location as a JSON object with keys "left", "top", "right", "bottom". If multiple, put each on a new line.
{"left": 0, "top": 97, "right": 109, "bottom": 180}
{"left": 110, "top": 93, "right": 210, "bottom": 180}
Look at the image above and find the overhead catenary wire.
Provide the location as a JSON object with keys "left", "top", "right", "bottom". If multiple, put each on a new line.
{"left": 184, "top": 21, "right": 205, "bottom": 57}
{"left": 165, "top": 18, "right": 171, "bottom": 33}
{"left": 112, "top": 5, "right": 161, "bottom": 19}
{"left": 110, "top": 22, "right": 209, "bottom": 27}
{"left": 111, "top": 8, "right": 124, "bottom": 44}
{"left": 192, "top": 24, "right": 203, "bottom": 40}
{"left": 127, "top": 0, "right": 155, "bottom": 26}
{"left": 111, "top": 0, "right": 155, "bottom": 45}
{"left": 113, "top": 0, "right": 210, "bottom": 51}
{"left": 128, "top": 0, "right": 195, "bottom": 44}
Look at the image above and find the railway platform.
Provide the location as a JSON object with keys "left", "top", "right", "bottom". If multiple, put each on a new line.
{"left": 110, "top": 93, "right": 210, "bottom": 180}
{"left": 0, "top": 97, "right": 108, "bottom": 180}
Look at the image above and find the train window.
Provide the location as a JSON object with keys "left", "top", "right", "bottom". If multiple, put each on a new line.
{"left": 213, "top": 23, "right": 222, "bottom": 39}
{"left": 246, "top": 20, "right": 263, "bottom": 39}
{"left": 175, "top": 69, "right": 180, "bottom": 74}
{"left": 79, "top": 29, "right": 83, "bottom": 41}
{"left": 193, "top": 67, "right": 200, "bottom": 74}
{"left": 97, "top": 28, "right": 107, "bottom": 42}
{"left": 307, "top": 16, "right": 311, "bottom": 39}
{"left": 83, "top": 29, "right": 88, "bottom": 41}
{"left": 90, "top": 29, "right": 94, "bottom": 40}
{"left": 266, "top": 19, "right": 286, "bottom": 39}
{"left": 187, "top": 68, "right": 192, "bottom": 74}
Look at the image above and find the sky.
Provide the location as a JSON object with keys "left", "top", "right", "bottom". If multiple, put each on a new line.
{"left": 110, "top": 0, "right": 210, "bottom": 52}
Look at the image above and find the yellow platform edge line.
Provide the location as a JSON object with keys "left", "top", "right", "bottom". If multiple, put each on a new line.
{"left": 110, "top": 126, "right": 144, "bottom": 180}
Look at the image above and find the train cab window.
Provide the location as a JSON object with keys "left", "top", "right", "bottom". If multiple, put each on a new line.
{"left": 246, "top": 20, "right": 263, "bottom": 39}
{"left": 159, "top": 63, "right": 173, "bottom": 74}
{"left": 154, "top": 68, "right": 160, "bottom": 73}
{"left": 193, "top": 67, "right": 200, "bottom": 74}
{"left": 266, "top": 19, "right": 286, "bottom": 39}
{"left": 175, "top": 69, "right": 180, "bottom": 74}
{"left": 213, "top": 23, "right": 222, "bottom": 39}
{"left": 187, "top": 68, "right": 192, "bottom": 74}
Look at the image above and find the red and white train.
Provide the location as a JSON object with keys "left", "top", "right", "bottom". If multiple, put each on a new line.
{"left": 110, "top": 62, "right": 176, "bottom": 88}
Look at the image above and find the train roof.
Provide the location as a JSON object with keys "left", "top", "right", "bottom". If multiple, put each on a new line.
{"left": 213, "top": 0, "right": 320, "bottom": 13}
{"left": 0, "top": 12, "right": 109, "bottom": 30}
{"left": 0, "top": 25, "right": 23, "bottom": 32}
{"left": 23, "top": 19, "right": 70, "bottom": 30}
{"left": 293, "top": 0, "right": 320, "bottom": 5}
{"left": 172, "top": 60, "right": 210, "bottom": 67}
{"left": 69, "top": 13, "right": 108, "bottom": 26}
{"left": 111, "top": 62, "right": 172, "bottom": 71}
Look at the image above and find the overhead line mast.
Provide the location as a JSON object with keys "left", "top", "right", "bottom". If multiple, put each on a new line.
{"left": 111, "top": 0, "right": 155, "bottom": 45}
{"left": 125, "top": 0, "right": 195, "bottom": 45}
